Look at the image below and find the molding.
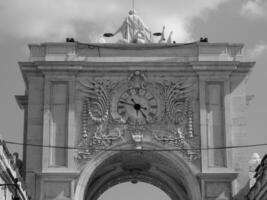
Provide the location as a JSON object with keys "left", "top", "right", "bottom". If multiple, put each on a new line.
{"left": 37, "top": 171, "right": 80, "bottom": 178}
{"left": 18, "top": 61, "right": 255, "bottom": 83}
{"left": 198, "top": 172, "right": 238, "bottom": 180}
{"left": 198, "top": 172, "right": 238, "bottom": 200}
{"left": 29, "top": 42, "right": 245, "bottom": 49}
{"left": 15, "top": 95, "right": 28, "bottom": 110}
{"left": 199, "top": 78, "right": 233, "bottom": 172}
{"left": 27, "top": 42, "right": 245, "bottom": 61}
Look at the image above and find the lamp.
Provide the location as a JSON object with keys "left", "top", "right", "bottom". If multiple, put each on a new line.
{"left": 131, "top": 179, "right": 138, "bottom": 184}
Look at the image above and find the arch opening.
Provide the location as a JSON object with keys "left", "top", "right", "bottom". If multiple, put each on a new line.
{"left": 97, "top": 182, "right": 172, "bottom": 200}
{"left": 75, "top": 142, "right": 201, "bottom": 200}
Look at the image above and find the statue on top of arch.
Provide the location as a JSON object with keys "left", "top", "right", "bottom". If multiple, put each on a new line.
{"left": 113, "top": 9, "right": 153, "bottom": 44}
{"left": 102, "top": 9, "right": 175, "bottom": 44}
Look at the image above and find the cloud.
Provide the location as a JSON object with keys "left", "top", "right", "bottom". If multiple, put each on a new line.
{"left": 247, "top": 42, "right": 267, "bottom": 58}
{"left": 240, "top": 0, "right": 267, "bottom": 19}
{"left": 0, "top": 0, "right": 122, "bottom": 41}
{"left": 0, "top": 0, "right": 230, "bottom": 43}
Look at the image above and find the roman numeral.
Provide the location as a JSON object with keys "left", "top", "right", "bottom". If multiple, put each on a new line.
{"left": 117, "top": 105, "right": 125, "bottom": 110}
{"left": 151, "top": 105, "right": 158, "bottom": 109}
{"left": 148, "top": 97, "right": 155, "bottom": 101}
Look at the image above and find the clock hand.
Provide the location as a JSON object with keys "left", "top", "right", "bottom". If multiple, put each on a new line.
{"left": 120, "top": 100, "right": 147, "bottom": 111}
{"left": 131, "top": 99, "right": 147, "bottom": 110}
{"left": 139, "top": 106, "right": 147, "bottom": 110}
{"left": 131, "top": 98, "right": 137, "bottom": 104}
{"left": 119, "top": 101, "right": 135, "bottom": 106}
{"left": 139, "top": 109, "right": 148, "bottom": 121}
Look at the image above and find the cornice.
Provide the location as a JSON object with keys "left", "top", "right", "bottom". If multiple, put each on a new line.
{"left": 15, "top": 95, "right": 28, "bottom": 110}
{"left": 18, "top": 60, "right": 255, "bottom": 82}
{"left": 236, "top": 61, "right": 256, "bottom": 72}
{"left": 197, "top": 172, "right": 238, "bottom": 180}
{"left": 37, "top": 171, "right": 80, "bottom": 178}
{"left": 19, "top": 61, "right": 193, "bottom": 74}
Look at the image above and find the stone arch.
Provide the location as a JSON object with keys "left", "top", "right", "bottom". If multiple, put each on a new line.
{"left": 74, "top": 142, "right": 201, "bottom": 200}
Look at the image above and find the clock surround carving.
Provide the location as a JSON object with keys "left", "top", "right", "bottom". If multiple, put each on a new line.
{"left": 76, "top": 71, "right": 199, "bottom": 161}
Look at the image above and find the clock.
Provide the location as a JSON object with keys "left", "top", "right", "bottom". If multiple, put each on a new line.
{"left": 112, "top": 88, "right": 158, "bottom": 125}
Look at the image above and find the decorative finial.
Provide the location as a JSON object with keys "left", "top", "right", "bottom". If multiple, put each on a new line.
{"left": 167, "top": 31, "right": 173, "bottom": 44}
{"left": 159, "top": 26, "right": 166, "bottom": 43}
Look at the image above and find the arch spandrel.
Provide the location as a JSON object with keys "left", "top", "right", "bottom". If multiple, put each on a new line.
{"left": 74, "top": 142, "right": 201, "bottom": 200}
{"left": 75, "top": 72, "right": 200, "bottom": 164}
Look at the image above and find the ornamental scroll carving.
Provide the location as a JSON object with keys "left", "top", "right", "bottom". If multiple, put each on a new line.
{"left": 75, "top": 71, "right": 199, "bottom": 161}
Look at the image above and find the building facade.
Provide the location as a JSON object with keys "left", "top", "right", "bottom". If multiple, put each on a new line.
{"left": 16, "top": 42, "right": 255, "bottom": 200}
{"left": 0, "top": 137, "right": 29, "bottom": 200}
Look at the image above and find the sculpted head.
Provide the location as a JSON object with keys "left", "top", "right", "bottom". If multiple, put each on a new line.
{"left": 129, "top": 9, "right": 137, "bottom": 15}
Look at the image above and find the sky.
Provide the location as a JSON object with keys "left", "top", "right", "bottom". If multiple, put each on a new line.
{"left": 0, "top": 0, "right": 266, "bottom": 199}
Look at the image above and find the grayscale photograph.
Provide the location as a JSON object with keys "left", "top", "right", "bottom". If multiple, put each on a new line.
{"left": 0, "top": 0, "right": 266, "bottom": 200}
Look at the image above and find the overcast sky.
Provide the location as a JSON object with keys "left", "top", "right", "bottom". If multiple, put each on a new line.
{"left": 0, "top": 0, "right": 267, "bottom": 199}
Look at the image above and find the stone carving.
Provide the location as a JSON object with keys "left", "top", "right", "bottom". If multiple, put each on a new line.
{"left": 76, "top": 80, "right": 127, "bottom": 160}
{"left": 76, "top": 71, "right": 199, "bottom": 161}
{"left": 128, "top": 126, "right": 144, "bottom": 150}
{"left": 113, "top": 10, "right": 152, "bottom": 44}
{"left": 149, "top": 80, "right": 198, "bottom": 160}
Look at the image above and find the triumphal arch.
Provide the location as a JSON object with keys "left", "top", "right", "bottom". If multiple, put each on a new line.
{"left": 16, "top": 13, "right": 255, "bottom": 200}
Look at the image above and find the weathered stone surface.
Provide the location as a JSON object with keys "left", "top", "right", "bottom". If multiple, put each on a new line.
{"left": 17, "top": 42, "right": 255, "bottom": 200}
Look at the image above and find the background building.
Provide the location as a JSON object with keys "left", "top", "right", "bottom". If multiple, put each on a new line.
{"left": 0, "top": 136, "right": 29, "bottom": 200}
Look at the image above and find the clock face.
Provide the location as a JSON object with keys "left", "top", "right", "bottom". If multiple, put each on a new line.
{"left": 115, "top": 88, "right": 158, "bottom": 125}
